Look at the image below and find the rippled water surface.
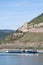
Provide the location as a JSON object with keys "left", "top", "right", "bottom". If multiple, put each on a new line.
{"left": 0, "top": 53, "right": 43, "bottom": 65}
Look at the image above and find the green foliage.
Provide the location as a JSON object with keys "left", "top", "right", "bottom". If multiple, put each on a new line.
{"left": 18, "top": 32, "right": 43, "bottom": 43}
{"left": 1, "top": 13, "right": 43, "bottom": 44}
{"left": 0, "top": 30, "right": 14, "bottom": 44}
{"left": 29, "top": 13, "right": 43, "bottom": 24}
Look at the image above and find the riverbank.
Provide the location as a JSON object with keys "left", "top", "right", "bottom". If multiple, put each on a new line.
{"left": 0, "top": 42, "right": 43, "bottom": 54}
{"left": 0, "top": 42, "right": 43, "bottom": 49}
{"left": 0, "top": 48, "right": 43, "bottom": 54}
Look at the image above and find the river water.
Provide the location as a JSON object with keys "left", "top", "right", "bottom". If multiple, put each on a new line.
{"left": 0, "top": 53, "right": 43, "bottom": 65}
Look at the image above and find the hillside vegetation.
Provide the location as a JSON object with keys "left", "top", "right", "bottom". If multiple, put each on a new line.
{"left": 18, "top": 32, "right": 43, "bottom": 43}
{"left": 2, "top": 13, "right": 43, "bottom": 43}
{"left": 18, "top": 13, "right": 43, "bottom": 32}
{"left": 29, "top": 13, "right": 43, "bottom": 24}
{"left": 0, "top": 30, "right": 15, "bottom": 43}
{"left": 0, "top": 13, "right": 43, "bottom": 49}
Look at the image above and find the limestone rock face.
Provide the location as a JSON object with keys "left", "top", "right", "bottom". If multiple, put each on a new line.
{"left": 18, "top": 13, "right": 43, "bottom": 32}
{"left": 18, "top": 22, "right": 43, "bottom": 32}
{"left": 18, "top": 22, "right": 29, "bottom": 32}
{"left": 38, "top": 22, "right": 43, "bottom": 27}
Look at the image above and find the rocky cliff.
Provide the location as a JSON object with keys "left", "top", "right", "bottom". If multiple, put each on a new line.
{"left": 18, "top": 13, "right": 43, "bottom": 32}
{"left": 1, "top": 13, "right": 43, "bottom": 49}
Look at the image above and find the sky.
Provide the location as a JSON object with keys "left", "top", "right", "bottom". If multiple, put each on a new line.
{"left": 0, "top": 0, "right": 43, "bottom": 30}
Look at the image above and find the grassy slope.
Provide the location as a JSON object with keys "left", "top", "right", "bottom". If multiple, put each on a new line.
{"left": 2, "top": 13, "right": 43, "bottom": 44}
{"left": 16, "top": 14, "right": 43, "bottom": 43}
{"left": 18, "top": 32, "right": 43, "bottom": 43}
{"left": 28, "top": 13, "right": 43, "bottom": 24}
{"left": 0, "top": 31, "right": 9, "bottom": 41}
{"left": 4, "top": 13, "right": 43, "bottom": 43}
{"left": 0, "top": 30, "right": 15, "bottom": 43}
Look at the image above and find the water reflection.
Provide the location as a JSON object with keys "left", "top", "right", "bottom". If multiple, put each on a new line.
{"left": 0, "top": 53, "right": 43, "bottom": 65}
